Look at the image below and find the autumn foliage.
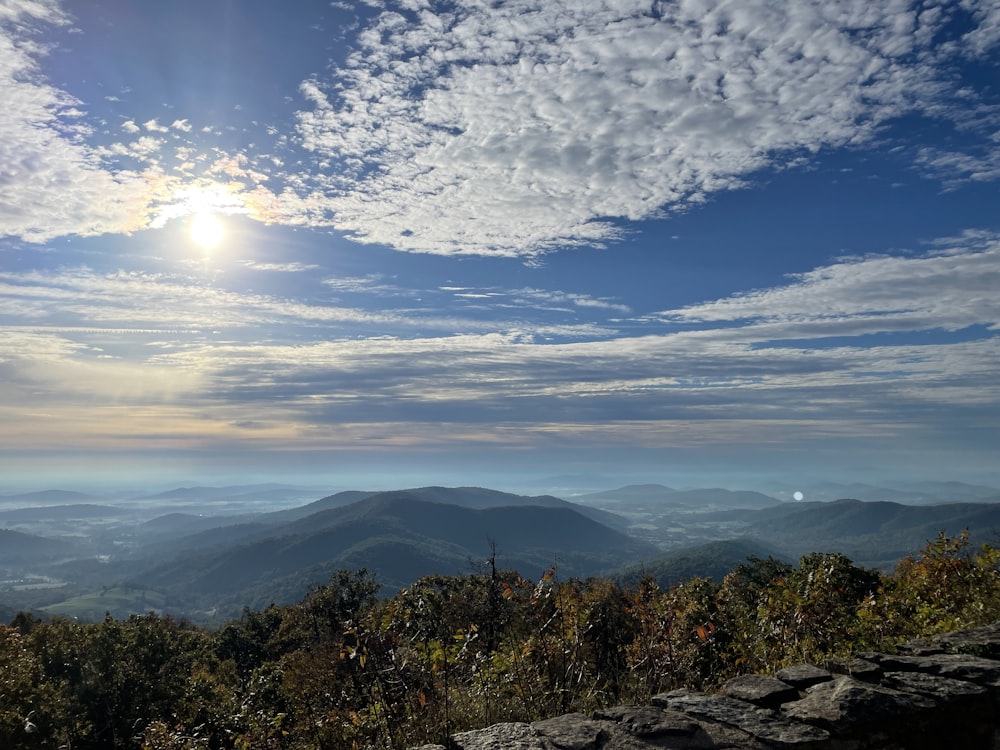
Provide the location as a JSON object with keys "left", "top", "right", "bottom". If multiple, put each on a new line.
{"left": 1, "top": 531, "right": 999, "bottom": 749}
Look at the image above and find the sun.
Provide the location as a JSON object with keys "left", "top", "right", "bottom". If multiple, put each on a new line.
{"left": 189, "top": 212, "right": 226, "bottom": 250}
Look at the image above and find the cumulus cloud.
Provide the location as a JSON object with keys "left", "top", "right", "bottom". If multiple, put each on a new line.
{"left": 290, "top": 0, "right": 1000, "bottom": 256}
{"left": 4, "top": 0, "right": 998, "bottom": 255}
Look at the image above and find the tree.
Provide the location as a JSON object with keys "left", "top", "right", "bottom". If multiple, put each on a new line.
{"left": 888, "top": 531, "right": 1000, "bottom": 636}
{"left": 0, "top": 625, "right": 74, "bottom": 749}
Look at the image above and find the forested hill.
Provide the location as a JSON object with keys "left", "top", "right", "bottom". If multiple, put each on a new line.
{"left": 130, "top": 490, "right": 660, "bottom": 616}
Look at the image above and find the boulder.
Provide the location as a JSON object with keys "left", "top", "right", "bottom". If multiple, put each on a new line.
{"left": 781, "top": 676, "right": 934, "bottom": 733}
{"left": 775, "top": 665, "right": 831, "bottom": 690}
{"left": 720, "top": 675, "right": 799, "bottom": 708}
{"left": 655, "top": 689, "right": 831, "bottom": 747}
{"left": 593, "top": 705, "right": 716, "bottom": 748}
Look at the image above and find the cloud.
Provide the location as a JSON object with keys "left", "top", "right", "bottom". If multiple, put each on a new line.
{"left": 655, "top": 230, "right": 1000, "bottom": 341}
{"left": 289, "top": 0, "right": 1000, "bottom": 256}
{"left": 0, "top": 330, "right": 202, "bottom": 409}
{"left": 4, "top": 0, "right": 998, "bottom": 256}
{"left": 241, "top": 261, "right": 320, "bottom": 273}
{"left": 113, "top": 229, "right": 996, "bottom": 446}
{"left": 0, "top": 6, "right": 291, "bottom": 244}
{"left": 0, "top": 5, "right": 160, "bottom": 242}
{"left": 1, "top": 229, "right": 998, "bottom": 457}
{"left": 143, "top": 118, "right": 170, "bottom": 133}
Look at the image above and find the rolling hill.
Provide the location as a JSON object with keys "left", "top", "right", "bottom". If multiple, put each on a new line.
{"left": 0, "top": 529, "right": 76, "bottom": 562}
{"left": 718, "top": 499, "right": 1000, "bottom": 567}
{"left": 131, "top": 490, "right": 659, "bottom": 616}
{"left": 612, "top": 538, "right": 789, "bottom": 589}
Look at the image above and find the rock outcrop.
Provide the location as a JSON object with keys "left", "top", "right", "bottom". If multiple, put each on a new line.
{"left": 413, "top": 622, "right": 1000, "bottom": 749}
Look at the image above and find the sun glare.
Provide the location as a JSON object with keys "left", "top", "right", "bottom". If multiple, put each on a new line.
{"left": 190, "top": 212, "right": 226, "bottom": 250}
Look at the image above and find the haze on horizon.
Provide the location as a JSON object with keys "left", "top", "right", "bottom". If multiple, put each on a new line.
{"left": 2, "top": 1, "right": 1000, "bottom": 493}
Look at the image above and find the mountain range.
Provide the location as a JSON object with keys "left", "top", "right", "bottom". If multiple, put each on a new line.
{"left": 2, "top": 481, "right": 1000, "bottom": 622}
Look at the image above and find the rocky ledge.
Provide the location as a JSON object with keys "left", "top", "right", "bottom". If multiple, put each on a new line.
{"left": 414, "top": 622, "right": 1000, "bottom": 749}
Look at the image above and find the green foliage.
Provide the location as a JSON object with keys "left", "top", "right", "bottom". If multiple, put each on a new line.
{"left": 0, "top": 625, "right": 75, "bottom": 749}
{"left": 884, "top": 530, "right": 1000, "bottom": 636}
{"left": 5, "top": 532, "right": 1000, "bottom": 748}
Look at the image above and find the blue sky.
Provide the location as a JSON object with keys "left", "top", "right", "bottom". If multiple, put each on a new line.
{"left": 1, "top": 0, "right": 999, "bottom": 492}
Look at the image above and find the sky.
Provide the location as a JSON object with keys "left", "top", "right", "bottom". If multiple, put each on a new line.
{"left": 1, "top": 0, "right": 1000, "bottom": 493}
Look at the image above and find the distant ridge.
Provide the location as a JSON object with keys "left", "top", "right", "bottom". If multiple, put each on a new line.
{"left": 707, "top": 498, "right": 1000, "bottom": 566}
{"left": 132, "top": 488, "right": 657, "bottom": 616}
{"left": 0, "top": 503, "right": 124, "bottom": 521}
{"left": 0, "top": 528, "right": 73, "bottom": 561}
{"left": 613, "top": 538, "right": 789, "bottom": 589}
{"left": 139, "top": 484, "right": 316, "bottom": 502}
{"left": 0, "top": 489, "right": 96, "bottom": 505}
{"left": 576, "top": 484, "right": 781, "bottom": 509}
{"left": 577, "top": 484, "right": 678, "bottom": 502}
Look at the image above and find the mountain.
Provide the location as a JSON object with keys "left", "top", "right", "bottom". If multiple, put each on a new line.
{"left": 139, "top": 484, "right": 308, "bottom": 501}
{"left": 575, "top": 484, "right": 679, "bottom": 504}
{"left": 0, "top": 529, "right": 75, "bottom": 562}
{"left": 0, "top": 490, "right": 97, "bottom": 505}
{"left": 255, "top": 490, "right": 377, "bottom": 524}
{"left": 890, "top": 480, "right": 1000, "bottom": 504}
{"left": 132, "top": 490, "right": 659, "bottom": 616}
{"left": 138, "top": 512, "right": 261, "bottom": 538}
{"left": 613, "top": 538, "right": 789, "bottom": 589}
{"left": 0, "top": 504, "right": 125, "bottom": 522}
{"left": 575, "top": 484, "right": 781, "bottom": 509}
{"left": 260, "top": 486, "right": 627, "bottom": 529}
{"left": 798, "top": 481, "right": 1000, "bottom": 505}
{"left": 729, "top": 499, "right": 1000, "bottom": 567}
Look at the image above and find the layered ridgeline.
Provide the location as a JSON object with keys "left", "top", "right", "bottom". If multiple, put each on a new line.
{"left": 132, "top": 488, "right": 657, "bottom": 617}
{"left": 3, "top": 483, "right": 1000, "bottom": 622}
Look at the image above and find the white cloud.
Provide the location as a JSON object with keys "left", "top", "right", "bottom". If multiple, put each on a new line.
{"left": 0, "top": 5, "right": 159, "bottom": 242}
{"left": 241, "top": 260, "right": 320, "bottom": 273}
{"left": 2, "top": 229, "right": 998, "bottom": 455}
{"left": 657, "top": 231, "right": 1000, "bottom": 340}
{"left": 289, "top": 0, "right": 1000, "bottom": 256}
{"left": 143, "top": 118, "right": 169, "bottom": 133}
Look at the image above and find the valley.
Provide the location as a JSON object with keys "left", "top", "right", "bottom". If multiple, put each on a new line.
{"left": 2, "top": 480, "right": 1000, "bottom": 623}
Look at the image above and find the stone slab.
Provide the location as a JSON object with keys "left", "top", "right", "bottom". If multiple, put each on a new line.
{"left": 721, "top": 674, "right": 799, "bottom": 708}
{"left": 654, "top": 689, "right": 830, "bottom": 746}
{"left": 775, "top": 665, "right": 831, "bottom": 690}
{"left": 781, "top": 676, "right": 934, "bottom": 733}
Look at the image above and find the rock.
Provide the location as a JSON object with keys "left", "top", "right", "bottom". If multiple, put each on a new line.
{"left": 898, "top": 622, "right": 1000, "bottom": 659}
{"left": 592, "top": 705, "right": 715, "bottom": 747}
{"left": 774, "top": 665, "right": 831, "bottom": 690}
{"left": 781, "top": 676, "right": 934, "bottom": 733}
{"left": 861, "top": 652, "right": 1000, "bottom": 688}
{"left": 881, "top": 669, "right": 987, "bottom": 704}
{"left": 654, "top": 689, "right": 830, "bottom": 746}
{"left": 823, "top": 657, "right": 882, "bottom": 682}
{"left": 452, "top": 722, "right": 545, "bottom": 750}
{"left": 532, "top": 714, "right": 605, "bottom": 750}
{"left": 720, "top": 675, "right": 799, "bottom": 708}
{"left": 418, "top": 622, "right": 1000, "bottom": 750}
